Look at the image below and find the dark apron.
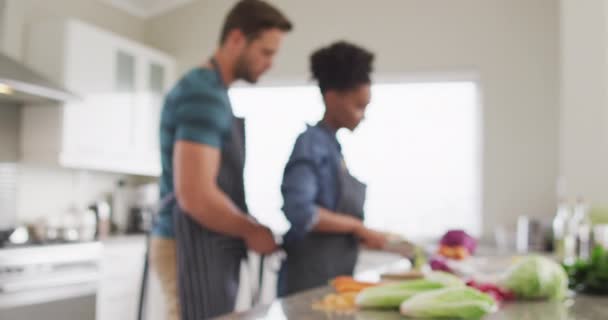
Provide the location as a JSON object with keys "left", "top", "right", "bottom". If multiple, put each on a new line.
{"left": 279, "top": 157, "right": 367, "bottom": 296}
{"left": 172, "top": 60, "right": 249, "bottom": 320}
{"left": 172, "top": 116, "right": 247, "bottom": 320}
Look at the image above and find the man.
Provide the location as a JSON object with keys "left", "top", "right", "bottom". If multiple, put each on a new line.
{"left": 150, "top": 1, "right": 293, "bottom": 319}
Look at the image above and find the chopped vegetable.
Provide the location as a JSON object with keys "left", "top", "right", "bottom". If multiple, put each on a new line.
{"left": 312, "top": 291, "right": 358, "bottom": 314}
{"left": 425, "top": 271, "right": 466, "bottom": 287}
{"left": 400, "top": 287, "right": 496, "bottom": 319}
{"left": 356, "top": 272, "right": 464, "bottom": 309}
{"left": 413, "top": 246, "right": 428, "bottom": 271}
{"left": 430, "top": 256, "right": 453, "bottom": 273}
{"left": 467, "top": 280, "right": 515, "bottom": 303}
{"left": 438, "top": 244, "right": 470, "bottom": 260}
{"left": 380, "top": 270, "right": 425, "bottom": 281}
{"left": 330, "top": 276, "right": 378, "bottom": 293}
{"left": 356, "top": 280, "right": 444, "bottom": 309}
{"left": 500, "top": 255, "right": 568, "bottom": 300}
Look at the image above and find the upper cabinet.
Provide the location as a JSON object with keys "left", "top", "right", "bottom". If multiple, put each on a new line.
{"left": 21, "top": 19, "right": 175, "bottom": 176}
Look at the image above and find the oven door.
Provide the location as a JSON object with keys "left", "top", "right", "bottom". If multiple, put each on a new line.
{"left": 0, "top": 242, "right": 102, "bottom": 320}
{"left": 0, "top": 280, "right": 97, "bottom": 320}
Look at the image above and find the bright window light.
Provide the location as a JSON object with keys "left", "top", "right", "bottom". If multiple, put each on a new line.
{"left": 229, "top": 80, "right": 481, "bottom": 239}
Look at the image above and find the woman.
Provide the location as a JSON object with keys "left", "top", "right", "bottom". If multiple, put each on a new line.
{"left": 278, "top": 41, "right": 388, "bottom": 296}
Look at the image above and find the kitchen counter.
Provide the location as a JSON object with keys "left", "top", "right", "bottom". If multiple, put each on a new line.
{"left": 216, "top": 286, "right": 607, "bottom": 320}
{"left": 101, "top": 233, "right": 146, "bottom": 244}
{"left": 217, "top": 252, "right": 608, "bottom": 320}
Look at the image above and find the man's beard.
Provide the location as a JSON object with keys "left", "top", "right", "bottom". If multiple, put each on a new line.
{"left": 234, "top": 53, "right": 257, "bottom": 84}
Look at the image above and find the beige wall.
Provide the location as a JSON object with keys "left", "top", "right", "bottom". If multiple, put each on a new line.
{"left": 145, "top": 0, "right": 561, "bottom": 235}
{"left": 0, "top": 1, "right": 18, "bottom": 163}
{"left": 559, "top": 0, "right": 608, "bottom": 205}
{"left": 0, "top": 104, "right": 19, "bottom": 162}
{"left": 3, "top": 0, "right": 145, "bottom": 61}
{"left": 0, "top": 0, "right": 6, "bottom": 53}
{"left": 0, "top": 0, "right": 145, "bottom": 222}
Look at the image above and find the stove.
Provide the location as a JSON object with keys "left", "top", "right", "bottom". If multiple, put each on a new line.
{"left": 0, "top": 241, "right": 102, "bottom": 320}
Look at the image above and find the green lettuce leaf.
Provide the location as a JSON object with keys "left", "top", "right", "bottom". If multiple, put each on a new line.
{"left": 356, "top": 272, "right": 464, "bottom": 309}
{"left": 500, "top": 255, "right": 568, "bottom": 300}
{"left": 400, "top": 287, "right": 497, "bottom": 319}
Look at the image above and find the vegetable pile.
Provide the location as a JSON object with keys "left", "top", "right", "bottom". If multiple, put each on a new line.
{"left": 355, "top": 272, "right": 496, "bottom": 319}
{"left": 564, "top": 246, "right": 608, "bottom": 295}
{"left": 313, "top": 250, "right": 572, "bottom": 318}
{"left": 311, "top": 277, "right": 378, "bottom": 312}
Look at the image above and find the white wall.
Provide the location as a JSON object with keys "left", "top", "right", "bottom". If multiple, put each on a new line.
{"left": 145, "top": 0, "right": 560, "bottom": 236}
{"left": 0, "top": 0, "right": 146, "bottom": 223}
{"left": 559, "top": 0, "right": 608, "bottom": 206}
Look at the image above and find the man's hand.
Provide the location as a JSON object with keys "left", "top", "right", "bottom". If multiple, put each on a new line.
{"left": 244, "top": 224, "right": 278, "bottom": 254}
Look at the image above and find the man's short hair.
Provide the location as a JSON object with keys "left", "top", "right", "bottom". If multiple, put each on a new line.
{"left": 220, "top": 0, "right": 293, "bottom": 44}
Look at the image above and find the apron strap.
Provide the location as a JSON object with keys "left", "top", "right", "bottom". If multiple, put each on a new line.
{"left": 210, "top": 57, "right": 227, "bottom": 88}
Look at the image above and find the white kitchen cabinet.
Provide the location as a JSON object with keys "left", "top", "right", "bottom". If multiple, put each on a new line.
{"left": 97, "top": 236, "right": 146, "bottom": 320}
{"left": 21, "top": 19, "right": 175, "bottom": 176}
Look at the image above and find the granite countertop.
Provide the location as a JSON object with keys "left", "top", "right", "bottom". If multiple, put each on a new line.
{"left": 217, "top": 252, "right": 608, "bottom": 320}
{"left": 217, "top": 286, "right": 607, "bottom": 320}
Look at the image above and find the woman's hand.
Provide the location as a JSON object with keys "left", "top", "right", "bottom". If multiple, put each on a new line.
{"left": 355, "top": 226, "right": 389, "bottom": 250}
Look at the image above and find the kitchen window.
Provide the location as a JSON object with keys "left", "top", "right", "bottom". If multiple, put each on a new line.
{"left": 230, "top": 79, "right": 481, "bottom": 239}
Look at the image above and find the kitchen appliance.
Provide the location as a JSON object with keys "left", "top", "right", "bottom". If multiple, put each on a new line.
{"left": 126, "top": 207, "right": 153, "bottom": 234}
{"left": 127, "top": 183, "right": 159, "bottom": 234}
{"left": 0, "top": 242, "right": 101, "bottom": 320}
{"left": 0, "top": 226, "right": 31, "bottom": 248}
{"left": 88, "top": 200, "right": 111, "bottom": 239}
{"left": 0, "top": 52, "right": 77, "bottom": 104}
{"left": 112, "top": 180, "right": 135, "bottom": 233}
{"left": 21, "top": 209, "right": 98, "bottom": 245}
{"left": 516, "top": 216, "right": 545, "bottom": 253}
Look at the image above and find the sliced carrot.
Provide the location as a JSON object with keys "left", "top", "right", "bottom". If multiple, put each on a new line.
{"left": 331, "top": 276, "right": 378, "bottom": 294}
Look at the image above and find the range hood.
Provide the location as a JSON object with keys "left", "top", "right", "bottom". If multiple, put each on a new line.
{"left": 0, "top": 53, "right": 78, "bottom": 104}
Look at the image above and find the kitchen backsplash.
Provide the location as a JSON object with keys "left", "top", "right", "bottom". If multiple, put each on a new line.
{"left": 0, "top": 103, "right": 19, "bottom": 229}
{"left": 15, "top": 165, "right": 127, "bottom": 224}
{"left": 0, "top": 104, "right": 149, "bottom": 228}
